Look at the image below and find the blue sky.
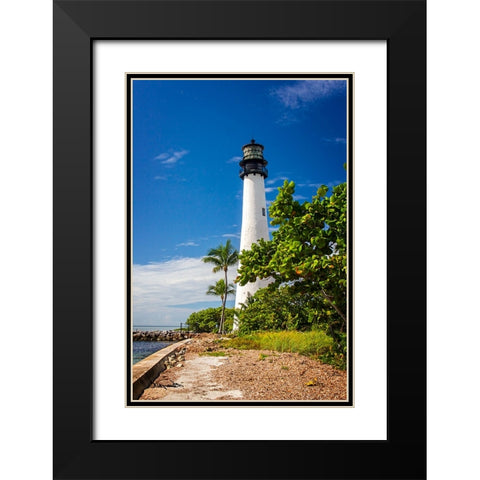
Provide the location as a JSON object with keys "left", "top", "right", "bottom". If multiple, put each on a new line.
{"left": 132, "top": 78, "right": 347, "bottom": 327}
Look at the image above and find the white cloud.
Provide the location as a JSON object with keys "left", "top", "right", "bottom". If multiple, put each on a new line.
{"left": 227, "top": 155, "right": 242, "bottom": 164}
{"left": 176, "top": 241, "right": 199, "bottom": 247}
{"left": 264, "top": 187, "right": 277, "bottom": 193}
{"left": 298, "top": 182, "right": 322, "bottom": 188}
{"left": 266, "top": 176, "right": 288, "bottom": 186}
{"left": 327, "top": 180, "right": 344, "bottom": 189}
{"left": 154, "top": 149, "right": 189, "bottom": 166}
{"left": 154, "top": 152, "right": 170, "bottom": 161}
{"left": 222, "top": 233, "right": 240, "bottom": 239}
{"left": 293, "top": 195, "right": 308, "bottom": 201}
{"left": 154, "top": 175, "right": 167, "bottom": 181}
{"left": 275, "top": 111, "right": 300, "bottom": 125}
{"left": 323, "top": 137, "right": 346, "bottom": 144}
{"left": 271, "top": 80, "right": 345, "bottom": 110}
{"left": 133, "top": 257, "right": 239, "bottom": 325}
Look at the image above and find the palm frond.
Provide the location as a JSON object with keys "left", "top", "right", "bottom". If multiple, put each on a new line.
{"left": 202, "top": 240, "right": 239, "bottom": 272}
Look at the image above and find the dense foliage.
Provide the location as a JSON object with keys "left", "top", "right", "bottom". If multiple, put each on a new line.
{"left": 237, "top": 284, "right": 335, "bottom": 334}
{"left": 186, "top": 307, "right": 234, "bottom": 333}
{"left": 236, "top": 180, "right": 347, "bottom": 364}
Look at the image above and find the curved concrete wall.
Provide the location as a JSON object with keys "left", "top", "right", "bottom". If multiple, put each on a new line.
{"left": 131, "top": 338, "right": 192, "bottom": 400}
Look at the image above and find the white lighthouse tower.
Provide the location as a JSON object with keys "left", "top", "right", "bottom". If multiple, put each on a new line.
{"left": 233, "top": 139, "right": 271, "bottom": 331}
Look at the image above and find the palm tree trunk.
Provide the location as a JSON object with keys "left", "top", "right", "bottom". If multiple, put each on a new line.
{"left": 218, "top": 294, "right": 225, "bottom": 334}
{"left": 218, "top": 267, "right": 228, "bottom": 334}
{"left": 219, "top": 298, "right": 226, "bottom": 334}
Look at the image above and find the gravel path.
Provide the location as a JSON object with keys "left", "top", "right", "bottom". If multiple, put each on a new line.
{"left": 138, "top": 333, "right": 348, "bottom": 402}
{"left": 159, "top": 355, "right": 243, "bottom": 401}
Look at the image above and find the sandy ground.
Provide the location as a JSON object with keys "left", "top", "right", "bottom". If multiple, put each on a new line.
{"left": 139, "top": 334, "right": 348, "bottom": 402}
{"left": 160, "top": 356, "right": 243, "bottom": 401}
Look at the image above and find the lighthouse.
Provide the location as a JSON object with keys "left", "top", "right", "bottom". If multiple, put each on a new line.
{"left": 233, "top": 139, "right": 272, "bottom": 331}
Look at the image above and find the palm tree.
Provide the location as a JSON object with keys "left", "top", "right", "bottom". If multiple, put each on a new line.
{"left": 202, "top": 240, "right": 239, "bottom": 333}
{"left": 206, "top": 279, "right": 235, "bottom": 331}
{"left": 206, "top": 279, "right": 236, "bottom": 301}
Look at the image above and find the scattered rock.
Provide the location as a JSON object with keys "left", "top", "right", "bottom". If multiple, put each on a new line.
{"left": 132, "top": 330, "right": 199, "bottom": 342}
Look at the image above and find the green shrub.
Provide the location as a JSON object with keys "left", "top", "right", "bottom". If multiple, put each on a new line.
{"left": 237, "top": 285, "right": 344, "bottom": 334}
{"left": 186, "top": 307, "right": 234, "bottom": 333}
{"left": 236, "top": 284, "right": 346, "bottom": 365}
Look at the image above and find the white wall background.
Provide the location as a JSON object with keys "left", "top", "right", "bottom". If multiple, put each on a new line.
{"left": 1, "top": 0, "right": 479, "bottom": 478}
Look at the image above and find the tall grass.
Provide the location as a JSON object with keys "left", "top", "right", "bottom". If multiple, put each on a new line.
{"left": 224, "top": 330, "right": 333, "bottom": 359}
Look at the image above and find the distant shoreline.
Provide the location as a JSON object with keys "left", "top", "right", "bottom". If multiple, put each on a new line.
{"left": 133, "top": 325, "right": 185, "bottom": 332}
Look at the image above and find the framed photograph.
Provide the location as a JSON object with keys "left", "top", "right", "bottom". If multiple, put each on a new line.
{"left": 126, "top": 73, "right": 353, "bottom": 407}
{"left": 54, "top": 1, "right": 426, "bottom": 479}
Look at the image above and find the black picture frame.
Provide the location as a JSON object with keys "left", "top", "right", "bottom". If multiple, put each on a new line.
{"left": 53, "top": 1, "right": 426, "bottom": 479}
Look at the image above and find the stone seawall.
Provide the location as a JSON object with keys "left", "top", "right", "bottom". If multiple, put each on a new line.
{"left": 133, "top": 330, "right": 199, "bottom": 342}
{"left": 132, "top": 338, "right": 192, "bottom": 400}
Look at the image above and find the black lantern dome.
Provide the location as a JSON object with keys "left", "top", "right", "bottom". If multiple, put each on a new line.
{"left": 239, "top": 139, "right": 268, "bottom": 179}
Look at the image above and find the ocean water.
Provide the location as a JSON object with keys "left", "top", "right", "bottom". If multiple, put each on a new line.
{"left": 132, "top": 325, "right": 185, "bottom": 364}
{"left": 132, "top": 340, "right": 173, "bottom": 364}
